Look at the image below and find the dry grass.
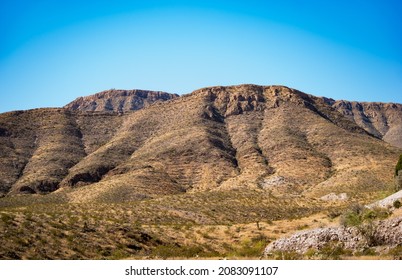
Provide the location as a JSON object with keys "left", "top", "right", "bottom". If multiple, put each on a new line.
{"left": 0, "top": 196, "right": 331, "bottom": 260}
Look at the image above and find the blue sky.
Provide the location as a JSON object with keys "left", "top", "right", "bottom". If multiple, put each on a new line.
{"left": 1, "top": 0, "right": 401, "bottom": 113}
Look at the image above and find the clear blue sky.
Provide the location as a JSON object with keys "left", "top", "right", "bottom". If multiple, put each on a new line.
{"left": 1, "top": 0, "right": 401, "bottom": 113}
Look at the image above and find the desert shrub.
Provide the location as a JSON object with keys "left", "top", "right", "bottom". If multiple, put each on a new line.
{"left": 109, "top": 249, "right": 130, "bottom": 260}
{"left": 340, "top": 205, "right": 390, "bottom": 227}
{"left": 395, "top": 154, "right": 402, "bottom": 176}
{"left": 234, "top": 236, "right": 269, "bottom": 258}
{"left": 151, "top": 244, "right": 216, "bottom": 259}
{"left": 340, "top": 205, "right": 390, "bottom": 247}
{"left": 296, "top": 224, "right": 309, "bottom": 230}
{"left": 355, "top": 247, "right": 377, "bottom": 256}
{"left": 362, "top": 207, "right": 390, "bottom": 221}
{"left": 271, "top": 250, "right": 303, "bottom": 260}
{"left": 327, "top": 209, "right": 342, "bottom": 219}
{"left": 1, "top": 213, "right": 12, "bottom": 223}
{"left": 304, "top": 248, "right": 317, "bottom": 259}
{"left": 387, "top": 245, "right": 402, "bottom": 260}
{"left": 317, "top": 242, "right": 352, "bottom": 260}
{"left": 359, "top": 222, "right": 378, "bottom": 246}
{"left": 393, "top": 200, "right": 401, "bottom": 209}
{"left": 340, "top": 204, "right": 364, "bottom": 227}
{"left": 303, "top": 242, "right": 353, "bottom": 260}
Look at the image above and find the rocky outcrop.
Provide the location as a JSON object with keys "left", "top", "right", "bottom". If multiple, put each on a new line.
{"left": 264, "top": 216, "right": 402, "bottom": 256}
{"left": 373, "top": 216, "right": 402, "bottom": 246}
{"left": 64, "top": 89, "right": 179, "bottom": 112}
{"left": 65, "top": 87, "right": 402, "bottom": 147}
{"left": 320, "top": 192, "right": 348, "bottom": 201}
{"left": 368, "top": 190, "right": 402, "bottom": 208}
{"left": 264, "top": 226, "right": 367, "bottom": 254}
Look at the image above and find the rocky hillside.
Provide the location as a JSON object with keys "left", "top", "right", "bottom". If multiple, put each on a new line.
{"left": 64, "top": 89, "right": 179, "bottom": 112}
{"left": 322, "top": 99, "right": 402, "bottom": 148}
{"left": 65, "top": 88, "right": 402, "bottom": 148}
{"left": 1, "top": 85, "right": 401, "bottom": 203}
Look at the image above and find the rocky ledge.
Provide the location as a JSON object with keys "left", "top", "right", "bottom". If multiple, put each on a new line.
{"left": 264, "top": 216, "right": 402, "bottom": 256}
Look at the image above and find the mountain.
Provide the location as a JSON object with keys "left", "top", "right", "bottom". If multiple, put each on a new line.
{"left": 1, "top": 84, "right": 402, "bottom": 260}
{"left": 322, "top": 98, "right": 402, "bottom": 149}
{"left": 1, "top": 85, "right": 401, "bottom": 201}
{"left": 64, "top": 89, "right": 179, "bottom": 112}
{"left": 64, "top": 89, "right": 402, "bottom": 148}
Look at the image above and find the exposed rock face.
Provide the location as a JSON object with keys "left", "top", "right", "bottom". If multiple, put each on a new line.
{"left": 373, "top": 216, "right": 402, "bottom": 246}
{"left": 264, "top": 216, "right": 402, "bottom": 256}
{"left": 64, "top": 88, "right": 402, "bottom": 148}
{"left": 64, "top": 89, "right": 179, "bottom": 112}
{"left": 368, "top": 189, "right": 402, "bottom": 208}
{"left": 322, "top": 99, "right": 402, "bottom": 148}
{"left": 320, "top": 192, "right": 348, "bottom": 201}
{"left": 264, "top": 226, "right": 367, "bottom": 254}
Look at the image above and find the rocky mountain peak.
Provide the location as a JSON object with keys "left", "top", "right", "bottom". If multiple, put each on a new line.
{"left": 188, "top": 84, "right": 318, "bottom": 117}
{"left": 64, "top": 89, "right": 179, "bottom": 112}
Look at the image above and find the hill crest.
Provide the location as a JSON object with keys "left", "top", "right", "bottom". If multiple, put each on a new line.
{"left": 64, "top": 89, "right": 179, "bottom": 112}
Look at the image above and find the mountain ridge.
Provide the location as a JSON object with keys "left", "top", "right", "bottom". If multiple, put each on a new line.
{"left": 63, "top": 84, "right": 402, "bottom": 148}
{"left": 323, "top": 99, "right": 402, "bottom": 148}
{"left": 64, "top": 89, "right": 179, "bottom": 112}
{"left": 1, "top": 85, "right": 401, "bottom": 202}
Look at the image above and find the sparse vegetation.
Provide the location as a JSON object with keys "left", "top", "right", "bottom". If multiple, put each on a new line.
{"left": 340, "top": 204, "right": 390, "bottom": 227}
{"left": 395, "top": 154, "right": 402, "bottom": 176}
{"left": 270, "top": 250, "right": 303, "bottom": 260}
{"left": 387, "top": 245, "right": 402, "bottom": 260}
{"left": 327, "top": 209, "right": 342, "bottom": 220}
{"left": 338, "top": 205, "right": 390, "bottom": 248}
{"left": 309, "top": 242, "right": 352, "bottom": 260}
{"left": 151, "top": 244, "right": 216, "bottom": 259}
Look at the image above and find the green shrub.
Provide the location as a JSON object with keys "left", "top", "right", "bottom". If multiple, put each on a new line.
{"left": 362, "top": 208, "right": 390, "bottom": 221}
{"left": 340, "top": 204, "right": 364, "bottom": 227}
{"left": 235, "top": 239, "right": 267, "bottom": 258}
{"left": 393, "top": 200, "right": 401, "bottom": 209}
{"left": 340, "top": 205, "right": 390, "bottom": 227}
{"left": 340, "top": 205, "right": 390, "bottom": 247}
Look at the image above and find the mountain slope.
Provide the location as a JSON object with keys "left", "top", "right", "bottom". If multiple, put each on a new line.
{"left": 1, "top": 85, "right": 401, "bottom": 203}
{"left": 0, "top": 109, "right": 86, "bottom": 195}
{"left": 322, "top": 98, "right": 402, "bottom": 148}
{"left": 2, "top": 84, "right": 402, "bottom": 260}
